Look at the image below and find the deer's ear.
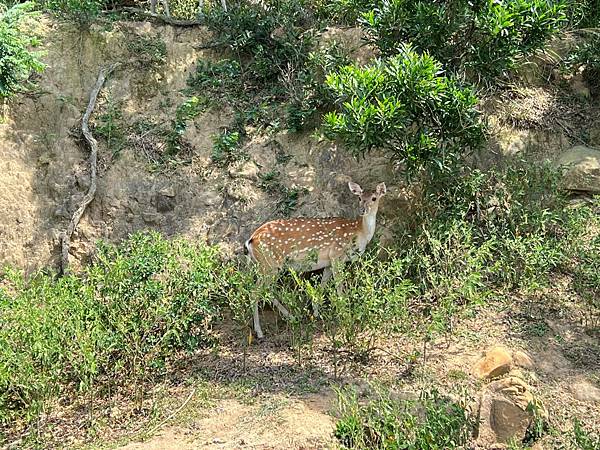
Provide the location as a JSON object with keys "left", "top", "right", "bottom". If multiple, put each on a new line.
{"left": 348, "top": 181, "right": 363, "bottom": 196}
{"left": 376, "top": 182, "right": 387, "bottom": 196}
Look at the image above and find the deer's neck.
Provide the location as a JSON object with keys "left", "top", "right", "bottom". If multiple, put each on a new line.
{"left": 356, "top": 209, "right": 378, "bottom": 252}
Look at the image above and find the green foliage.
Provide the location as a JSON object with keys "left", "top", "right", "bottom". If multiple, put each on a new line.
{"left": 190, "top": 0, "right": 344, "bottom": 134}
{"left": 211, "top": 129, "right": 246, "bottom": 167}
{"left": 323, "top": 44, "right": 484, "bottom": 176}
{"left": 295, "top": 256, "right": 416, "bottom": 357}
{"left": 334, "top": 387, "right": 473, "bottom": 449}
{"left": 0, "top": 2, "right": 45, "bottom": 100}
{"left": 565, "top": 34, "right": 600, "bottom": 93}
{"left": 258, "top": 170, "right": 307, "bottom": 215}
{"left": 166, "top": 95, "right": 207, "bottom": 155}
{"left": 334, "top": 0, "right": 568, "bottom": 82}
{"left": 188, "top": 59, "right": 243, "bottom": 102}
{"left": 41, "top": 0, "right": 106, "bottom": 27}
{"left": 407, "top": 162, "right": 583, "bottom": 295}
{"left": 126, "top": 34, "right": 167, "bottom": 69}
{"left": 95, "top": 95, "right": 125, "bottom": 158}
{"left": 570, "top": 0, "right": 600, "bottom": 28}
{"left": 570, "top": 418, "right": 600, "bottom": 450}
{"left": 0, "top": 231, "right": 224, "bottom": 429}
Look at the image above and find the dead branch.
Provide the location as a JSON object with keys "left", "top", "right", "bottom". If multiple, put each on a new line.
{"left": 120, "top": 7, "right": 205, "bottom": 26}
{"left": 59, "top": 64, "right": 118, "bottom": 275}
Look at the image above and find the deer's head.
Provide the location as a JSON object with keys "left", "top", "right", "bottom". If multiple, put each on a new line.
{"left": 348, "top": 181, "right": 387, "bottom": 216}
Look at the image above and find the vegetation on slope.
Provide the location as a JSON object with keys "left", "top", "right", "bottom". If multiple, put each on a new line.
{"left": 1, "top": 0, "right": 599, "bottom": 447}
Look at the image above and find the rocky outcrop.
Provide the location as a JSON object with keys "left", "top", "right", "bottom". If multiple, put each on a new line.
{"left": 556, "top": 145, "right": 600, "bottom": 193}
{"left": 472, "top": 346, "right": 514, "bottom": 380}
{"left": 476, "top": 376, "right": 545, "bottom": 447}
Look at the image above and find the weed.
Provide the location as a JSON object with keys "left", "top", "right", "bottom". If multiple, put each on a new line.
{"left": 211, "top": 129, "right": 246, "bottom": 167}
{"left": 126, "top": 34, "right": 167, "bottom": 69}
{"left": 334, "top": 386, "right": 474, "bottom": 449}
{"left": 95, "top": 95, "right": 125, "bottom": 158}
{"left": 0, "top": 231, "right": 225, "bottom": 434}
{"left": 166, "top": 96, "right": 207, "bottom": 156}
{"left": 258, "top": 170, "right": 307, "bottom": 216}
{"left": 0, "top": 2, "right": 45, "bottom": 100}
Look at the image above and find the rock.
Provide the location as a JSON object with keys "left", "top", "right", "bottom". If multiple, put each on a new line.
{"left": 158, "top": 186, "right": 176, "bottom": 197}
{"left": 513, "top": 351, "right": 534, "bottom": 370}
{"left": 477, "top": 376, "right": 541, "bottom": 446}
{"left": 570, "top": 72, "right": 590, "bottom": 99}
{"left": 556, "top": 145, "right": 600, "bottom": 193}
{"left": 199, "top": 191, "right": 222, "bottom": 207}
{"left": 156, "top": 193, "right": 176, "bottom": 213}
{"left": 228, "top": 161, "right": 259, "bottom": 180}
{"left": 570, "top": 380, "right": 600, "bottom": 403}
{"left": 473, "top": 346, "right": 513, "bottom": 380}
{"left": 142, "top": 211, "right": 161, "bottom": 224}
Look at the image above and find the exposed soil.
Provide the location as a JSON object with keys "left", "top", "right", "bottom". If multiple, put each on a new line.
{"left": 2, "top": 16, "right": 599, "bottom": 450}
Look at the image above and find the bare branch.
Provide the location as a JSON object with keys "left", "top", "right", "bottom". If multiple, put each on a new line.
{"left": 59, "top": 63, "right": 118, "bottom": 275}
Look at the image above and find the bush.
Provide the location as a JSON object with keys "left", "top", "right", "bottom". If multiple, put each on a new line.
{"left": 334, "top": 386, "right": 473, "bottom": 449}
{"left": 41, "top": 0, "right": 106, "bottom": 26}
{"left": 0, "top": 231, "right": 224, "bottom": 430}
{"left": 406, "top": 162, "right": 583, "bottom": 293}
{"left": 341, "top": 0, "right": 568, "bottom": 82}
{"left": 0, "top": 2, "right": 45, "bottom": 100}
{"left": 323, "top": 44, "right": 484, "bottom": 176}
{"left": 565, "top": 34, "right": 600, "bottom": 94}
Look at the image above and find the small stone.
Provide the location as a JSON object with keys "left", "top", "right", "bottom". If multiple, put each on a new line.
{"left": 570, "top": 381, "right": 600, "bottom": 403}
{"left": 158, "top": 186, "right": 176, "bottom": 197}
{"left": 513, "top": 351, "right": 534, "bottom": 370}
{"left": 473, "top": 346, "right": 513, "bottom": 379}
{"left": 142, "top": 212, "right": 161, "bottom": 224}
{"left": 199, "top": 191, "right": 222, "bottom": 207}
{"left": 156, "top": 194, "right": 176, "bottom": 213}
{"left": 228, "top": 161, "right": 259, "bottom": 180}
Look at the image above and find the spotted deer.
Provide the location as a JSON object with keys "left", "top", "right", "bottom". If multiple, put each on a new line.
{"left": 245, "top": 181, "right": 387, "bottom": 338}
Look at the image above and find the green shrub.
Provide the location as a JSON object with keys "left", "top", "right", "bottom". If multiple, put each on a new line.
{"left": 565, "top": 34, "right": 600, "bottom": 93}
{"left": 41, "top": 0, "right": 106, "bottom": 27}
{"left": 335, "top": 0, "right": 568, "bottom": 82}
{"left": 323, "top": 44, "right": 484, "bottom": 176}
{"left": 0, "top": 231, "right": 224, "bottom": 430}
{"left": 406, "top": 163, "right": 583, "bottom": 292}
{"left": 0, "top": 2, "right": 45, "bottom": 100}
{"left": 211, "top": 129, "right": 246, "bottom": 166}
{"left": 334, "top": 386, "right": 473, "bottom": 449}
{"left": 126, "top": 34, "right": 167, "bottom": 69}
{"left": 298, "top": 256, "right": 416, "bottom": 358}
{"left": 166, "top": 95, "right": 207, "bottom": 155}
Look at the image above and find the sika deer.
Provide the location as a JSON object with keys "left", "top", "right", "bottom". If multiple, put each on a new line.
{"left": 245, "top": 181, "right": 386, "bottom": 338}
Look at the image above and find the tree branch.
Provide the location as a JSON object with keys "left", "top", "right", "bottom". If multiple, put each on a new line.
{"left": 119, "top": 7, "right": 206, "bottom": 26}
{"left": 59, "top": 63, "right": 118, "bottom": 275}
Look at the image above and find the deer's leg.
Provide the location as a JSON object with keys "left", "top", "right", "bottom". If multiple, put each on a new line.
{"left": 271, "top": 297, "right": 293, "bottom": 319}
{"left": 253, "top": 301, "right": 264, "bottom": 339}
{"left": 162, "top": 0, "right": 170, "bottom": 17}
{"left": 150, "top": 0, "right": 157, "bottom": 14}
{"left": 313, "top": 266, "right": 333, "bottom": 318}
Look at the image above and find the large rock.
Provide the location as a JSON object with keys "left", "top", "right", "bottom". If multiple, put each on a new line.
{"left": 556, "top": 146, "right": 600, "bottom": 193}
{"left": 570, "top": 380, "right": 600, "bottom": 403}
{"left": 477, "top": 377, "right": 542, "bottom": 447}
{"left": 473, "top": 346, "right": 513, "bottom": 380}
